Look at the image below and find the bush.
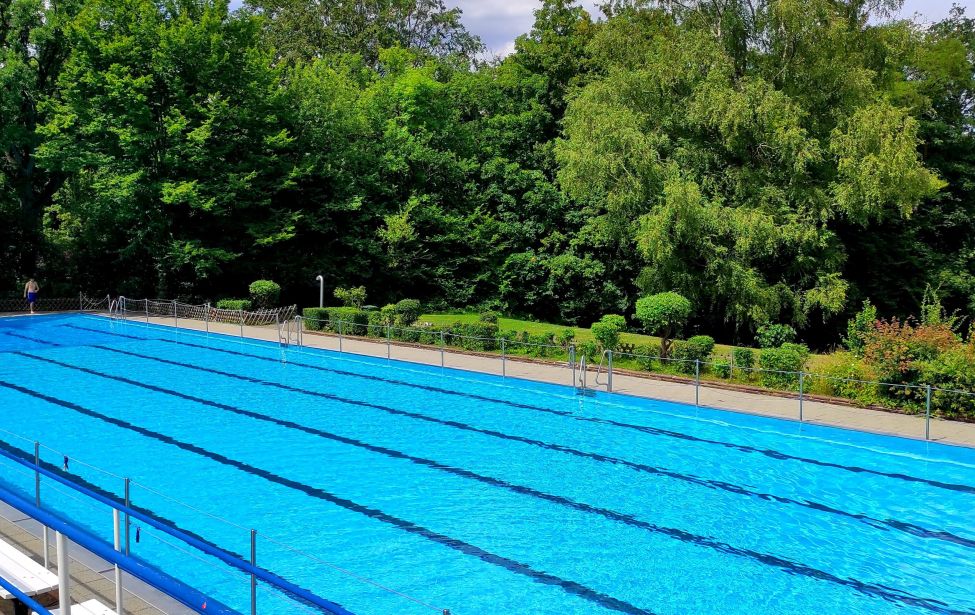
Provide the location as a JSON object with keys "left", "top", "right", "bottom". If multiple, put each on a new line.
{"left": 918, "top": 347, "right": 975, "bottom": 420}
{"left": 478, "top": 310, "right": 500, "bottom": 324}
{"left": 327, "top": 307, "right": 369, "bottom": 335}
{"left": 556, "top": 328, "right": 575, "bottom": 349}
{"left": 577, "top": 341, "right": 600, "bottom": 361}
{"left": 590, "top": 313, "right": 626, "bottom": 351}
{"left": 448, "top": 321, "right": 499, "bottom": 351}
{"left": 302, "top": 307, "right": 329, "bottom": 331}
{"left": 713, "top": 360, "right": 731, "bottom": 378}
{"left": 844, "top": 300, "right": 877, "bottom": 356}
{"left": 759, "top": 343, "right": 809, "bottom": 388}
{"left": 807, "top": 352, "right": 882, "bottom": 406}
{"left": 395, "top": 299, "right": 422, "bottom": 326}
{"left": 732, "top": 347, "right": 755, "bottom": 373}
{"left": 216, "top": 299, "right": 252, "bottom": 311}
{"left": 248, "top": 280, "right": 280, "bottom": 309}
{"left": 634, "top": 292, "right": 692, "bottom": 357}
{"left": 334, "top": 286, "right": 367, "bottom": 308}
{"left": 671, "top": 335, "right": 715, "bottom": 374}
{"left": 756, "top": 323, "right": 796, "bottom": 348}
{"left": 863, "top": 317, "right": 957, "bottom": 385}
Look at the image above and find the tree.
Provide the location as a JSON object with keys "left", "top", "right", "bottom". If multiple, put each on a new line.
{"left": 634, "top": 292, "right": 692, "bottom": 358}
{"left": 243, "top": 0, "right": 482, "bottom": 66}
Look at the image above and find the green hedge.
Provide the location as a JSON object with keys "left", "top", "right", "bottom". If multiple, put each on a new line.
{"left": 217, "top": 298, "right": 252, "bottom": 311}
{"left": 249, "top": 280, "right": 280, "bottom": 309}
{"left": 302, "top": 307, "right": 369, "bottom": 334}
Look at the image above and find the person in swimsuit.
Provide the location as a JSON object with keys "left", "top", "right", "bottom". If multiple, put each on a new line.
{"left": 23, "top": 279, "right": 39, "bottom": 314}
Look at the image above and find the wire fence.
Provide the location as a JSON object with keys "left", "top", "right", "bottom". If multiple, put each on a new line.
{"left": 0, "top": 293, "right": 110, "bottom": 313}
{"left": 0, "top": 431, "right": 449, "bottom": 615}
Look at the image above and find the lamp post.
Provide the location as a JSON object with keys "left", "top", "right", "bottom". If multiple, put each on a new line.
{"left": 315, "top": 275, "right": 324, "bottom": 308}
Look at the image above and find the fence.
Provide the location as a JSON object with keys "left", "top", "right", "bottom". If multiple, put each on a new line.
{"left": 0, "top": 294, "right": 110, "bottom": 313}
{"left": 0, "top": 428, "right": 451, "bottom": 615}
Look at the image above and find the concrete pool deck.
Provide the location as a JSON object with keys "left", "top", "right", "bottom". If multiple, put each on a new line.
{"left": 98, "top": 314, "right": 975, "bottom": 449}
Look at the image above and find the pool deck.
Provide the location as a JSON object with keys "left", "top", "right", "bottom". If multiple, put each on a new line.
{"left": 0, "top": 502, "right": 191, "bottom": 615}
{"left": 103, "top": 314, "right": 975, "bottom": 449}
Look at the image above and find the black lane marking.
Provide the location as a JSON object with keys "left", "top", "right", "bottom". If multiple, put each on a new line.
{"left": 63, "top": 322, "right": 975, "bottom": 497}
{"left": 13, "top": 353, "right": 975, "bottom": 615}
{"left": 69, "top": 344, "right": 975, "bottom": 553}
{"left": 15, "top": 324, "right": 975, "bottom": 550}
{"left": 0, "top": 379, "right": 652, "bottom": 615}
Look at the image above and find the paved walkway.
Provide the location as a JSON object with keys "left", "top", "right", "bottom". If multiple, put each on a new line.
{"left": 114, "top": 314, "right": 975, "bottom": 448}
{"left": 0, "top": 503, "right": 190, "bottom": 615}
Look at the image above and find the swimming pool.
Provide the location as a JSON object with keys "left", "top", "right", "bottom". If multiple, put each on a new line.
{"left": 0, "top": 313, "right": 973, "bottom": 614}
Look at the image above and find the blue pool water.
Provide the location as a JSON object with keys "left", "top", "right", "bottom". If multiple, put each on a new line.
{"left": 0, "top": 313, "right": 973, "bottom": 615}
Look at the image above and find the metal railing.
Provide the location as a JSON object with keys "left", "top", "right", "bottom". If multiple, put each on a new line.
{"left": 293, "top": 315, "right": 973, "bottom": 442}
{"left": 0, "top": 428, "right": 451, "bottom": 615}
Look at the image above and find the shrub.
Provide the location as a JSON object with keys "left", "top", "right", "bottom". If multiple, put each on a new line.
{"left": 843, "top": 300, "right": 877, "bottom": 356}
{"left": 922, "top": 347, "right": 975, "bottom": 420}
{"left": 632, "top": 345, "right": 657, "bottom": 370}
{"left": 248, "top": 280, "right": 280, "bottom": 309}
{"left": 556, "top": 328, "right": 575, "bottom": 349}
{"left": 713, "top": 360, "right": 731, "bottom": 378}
{"left": 732, "top": 347, "right": 755, "bottom": 373}
{"left": 449, "top": 321, "right": 499, "bottom": 351}
{"left": 577, "top": 341, "right": 600, "bottom": 361}
{"left": 216, "top": 299, "right": 252, "bottom": 311}
{"left": 395, "top": 299, "right": 422, "bottom": 326}
{"left": 327, "top": 307, "right": 369, "bottom": 335}
{"left": 863, "top": 317, "right": 957, "bottom": 384}
{"left": 756, "top": 323, "right": 796, "bottom": 349}
{"left": 807, "top": 352, "right": 882, "bottom": 406}
{"left": 302, "top": 307, "right": 329, "bottom": 331}
{"left": 671, "top": 335, "right": 715, "bottom": 374}
{"left": 590, "top": 313, "right": 626, "bottom": 351}
{"left": 759, "top": 343, "right": 810, "bottom": 388}
{"left": 634, "top": 292, "right": 692, "bottom": 357}
{"left": 478, "top": 310, "right": 500, "bottom": 324}
{"left": 334, "top": 286, "right": 367, "bottom": 308}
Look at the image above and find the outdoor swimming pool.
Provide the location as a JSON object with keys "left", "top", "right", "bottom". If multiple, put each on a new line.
{"left": 0, "top": 313, "right": 973, "bottom": 614}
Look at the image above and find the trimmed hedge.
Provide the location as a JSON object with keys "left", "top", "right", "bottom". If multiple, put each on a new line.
{"left": 217, "top": 298, "right": 252, "bottom": 311}
{"left": 302, "top": 307, "right": 368, "bottom": 334}
{"left": 672, "top": 335, "right": 715, "bottom": 374}
{"left": 249, "top": 280, "right": 280, "bottom": 309}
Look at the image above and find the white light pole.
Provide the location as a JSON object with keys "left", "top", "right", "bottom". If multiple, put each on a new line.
{"left": 315, "top": 275, "right": 324, "bottom": 308}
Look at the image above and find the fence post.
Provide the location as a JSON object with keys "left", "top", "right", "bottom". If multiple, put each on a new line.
{"left": 173, "top": 299, "right": 178, "bottom": 328}
{"left": 501, "top": 339, "right": 506, "bottom": 378}
{"left": 35, "top": 442, "right": 49, "bottom": 570}
{"left": 570, "top": 345, "right": 576, "bottom": 388}
{"left": 386, "top": 325, "right": 391, "bottom": 359}
{"left": 239, "top": 310, "right": 244, "bottom": 338}
{"left": 56, "top": 531, "right": 69, "bottom": 611}
{"left": 799, "top": 372, "right": 805, "bottom": 422}
{"left": 79, "top": 292, "right": 83, "bottom": 311}
{"left": 113, "top": 509, "right": 123, "bottom": 615}
{"left": 124, "top": 478, "right": 131, "bottom": 556}
{"left": 250, "top": 529, "right": 257, "bottom": 615}
{"left": 695, "top": 359, "right": 700, "bottom": 406}
{"left": 925, "top": 384, "right": 932, "bottom": 440}
{"left": 205, "top": 302, "right": 210, "bottom": 334}
{"left": 607, "top": 350, "right": 614, "bottom": 393}
{"left": 440, "top": 331, "right": 445, "bottom": 368}
{"left": 338, "top": 320, "right": 344, "bottom": 353}
{"left": 729, "top": 350, "right": 734, "bottom": 380}
{"left": 145, "top": 301, "right": 149, "bottom": 324}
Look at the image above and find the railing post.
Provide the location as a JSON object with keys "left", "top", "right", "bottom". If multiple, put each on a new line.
{"left": 145, "top": 301, "right": 149, "bottom": 324}
{"left": 386, "top": 324, "right": 391, "bottom": 360}
{"left": 607, "top": 350, "right": 614, "bottom": 393}
{"left": 205, "top": 302, "right": 210, "bottom": 334}
{"left": 79, "top": 292, "right": 83, "bottom": 311}
{"left": 35, "top": 442, "right": 49, "bottom": 570}
{"left": 695, "top": 359, "right": 700, "bottom": 406}
{"left": 799, "top": 372, "right": 805, "bottom": 422}
{"left": 570, "top": 345, "right": 576, "bottom": 388}
{"left": 925, "top": 384, "right": 932, "bottom": 440}
{"left": 501, "top": 339, "right": 506, "bottom": 378}
{"left": 56, "top": 531, "right": 69, "bottom": 610}
{"left": 250, "top": 529, "right": 257, "bottom": 615}
{"left": 338, "top": 320, "right": 344, "bottom": 352}
{"left": 440, "top": 331, "right": 445, "bottom": 368}
{"left": 113, "top": 509, "right": 123, "bottom": 615}
{"left": 124, "top": 478, "right": 131, "bottom": 556}
{"left": 239, "top": 309, "right": 244, "bottom": 338}
{"left": 729, "top": 350, "right": 734, "bottom": 379}
{"left": 173, "top": 299, "right": 178, "bottom": 328}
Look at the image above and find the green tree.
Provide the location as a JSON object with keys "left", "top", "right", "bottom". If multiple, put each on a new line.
{"left": 634, "top": 292, "right": 692, "bottom": 358}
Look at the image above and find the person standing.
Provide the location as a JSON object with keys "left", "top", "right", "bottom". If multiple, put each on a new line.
{"left": 23, "top": 279, "right": 39, "bottom": 314}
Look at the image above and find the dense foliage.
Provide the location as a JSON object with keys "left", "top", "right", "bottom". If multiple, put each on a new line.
{"left": 2, "top": 0, "right": 974, "bottom": 350}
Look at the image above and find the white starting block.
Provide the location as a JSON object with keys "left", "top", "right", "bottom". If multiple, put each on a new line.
{"left": 0, "top": 539, "right": 59, "bottom": 611}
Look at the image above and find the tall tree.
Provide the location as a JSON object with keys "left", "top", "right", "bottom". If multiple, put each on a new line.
{"left": 0, "top": 0, "right": 79, "bottom": 287}
{"left": 243, "top": 0, "right": 482, "bottom": 66}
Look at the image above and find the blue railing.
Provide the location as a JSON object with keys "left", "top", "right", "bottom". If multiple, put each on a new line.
{"left": 0, "top": 446, "right": 355, "bottom": 615}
